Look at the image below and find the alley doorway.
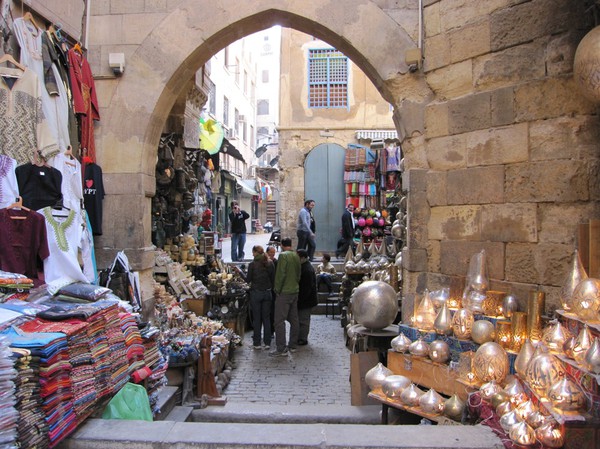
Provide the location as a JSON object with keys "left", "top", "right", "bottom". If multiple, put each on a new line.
{"left": 304, "top": 143, "right": 346, "bottom": 254}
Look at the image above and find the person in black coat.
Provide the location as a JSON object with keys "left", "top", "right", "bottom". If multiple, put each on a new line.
{"left": 296, "top": 249, "right": 317, "bottom": 345}
{"left": 229, "top": 201, "right": 250, "bottom": 261}
{"left": 336, "top": 204, "right": 355, "bottom": 258}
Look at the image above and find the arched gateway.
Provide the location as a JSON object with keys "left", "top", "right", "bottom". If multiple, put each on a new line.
{"left": 91, "top": 0, "right": 424, "bottom": 309}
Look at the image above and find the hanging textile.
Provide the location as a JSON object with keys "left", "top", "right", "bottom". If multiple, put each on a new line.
{"left": 0, "top": 156, "right": 19, "bottom": 209}
{"left": 0, "top": 67, "right": 58, "bottom": 164}
{"left": 49, "top": 153, "right": 83, "bottom": 212}
{"left": 0, "top": 208, "right": 49, "bottom": 283}
{"left": 67, "top": 48, "right": 100, "bottom": 162}
{"left": 38, "top": 207, "right": 89, "bottom": 285}
{"left": 15, "top": 162, "right": 63, "bottom": 211}
{"left": 13, "top": 17, "right": 71, "bottom": 155}
{"left": 83, "top": 162, "right": 104, "bottom": 235}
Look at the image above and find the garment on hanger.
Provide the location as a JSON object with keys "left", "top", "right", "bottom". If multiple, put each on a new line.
{"left": 83, "top": 162, "right": 104, "bottom": 235}
{"left": 39, "top": 206, "right": 89, "bottom": 285}
{"left": 0, "top": 67, "right": 58, "bottom": 164}
{"left": 0, "top": 207, "right": 49, "bottom": 284}
{"left": 15, "top": 162, "right": 63, "bottom": 211}
{"left": 0, "top": 156, "right": 19, "bottom": 209}
{"left": 13, "top": 17, "right": 71, "bottom": 155}
{"left": 385, "top": 144, "right": 401, "bottom": 172}
{"left": 81, "top": 210, "right": 98, "bottom": 284}
{"left": 49, "top": 153, "right": 83, "bottom": 212}
{"left": 68, "top": 48, "right": 100, "bottom": 162}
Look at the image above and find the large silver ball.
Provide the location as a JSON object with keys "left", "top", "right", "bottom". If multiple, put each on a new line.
{"left": 351, "top": 280, "right": 398, "bottom": 329}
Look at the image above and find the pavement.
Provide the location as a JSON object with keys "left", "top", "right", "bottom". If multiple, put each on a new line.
{"left": 219, "top": 232, "right": 274, "bottom": 264}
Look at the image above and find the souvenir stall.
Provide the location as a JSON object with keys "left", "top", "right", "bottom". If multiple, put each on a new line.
{"left": 355, "top": 241, "right": 600, "bottom": 449}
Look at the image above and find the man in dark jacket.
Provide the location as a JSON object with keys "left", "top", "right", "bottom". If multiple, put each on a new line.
{"left": 296, "top": 249, "right": 317, "bottom": 346}
{"left": 229, "top": 201, "right": 250, "bottom": 261}
{"left": 336, "top": 203, "right": 355, "bottom": 258}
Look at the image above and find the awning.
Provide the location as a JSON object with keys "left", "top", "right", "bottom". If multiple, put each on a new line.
{"left": 221, "top": 138, "right": 245, "bottom": 163}
{"left": 232, "top": 175, "right": 259, "bottom": 196}
{"left": 355, "top": 130, "right": 398, "bottom": 140}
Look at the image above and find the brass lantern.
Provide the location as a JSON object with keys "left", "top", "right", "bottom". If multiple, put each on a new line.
{"left": 495, "top": 320, "right": 512, "bottom": 349}
{"left": 473, "top": 342, "right": 509, "bottom": 383}
{"left": 452, "top": 308, "right": 474, "bottom": 339}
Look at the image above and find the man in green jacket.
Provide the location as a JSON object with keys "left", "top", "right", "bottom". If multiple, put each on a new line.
{"left": 270, "top": 237, "right": 301, "bottom": 356}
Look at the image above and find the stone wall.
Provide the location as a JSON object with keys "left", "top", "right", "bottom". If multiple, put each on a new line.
{"left": 398, "top": 0, "right": 600, "bottom": 317}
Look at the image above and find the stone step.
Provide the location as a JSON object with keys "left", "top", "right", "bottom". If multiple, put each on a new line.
{"left": 191, "top": 402, "right": 381, "bottom": 424}
{"left": 152, "top": 386, "right": 180, "bottom": 421}
{"left": 164, "top": 405, "right": 194, "bottom": 422}
{"left": 59, "top": 419, "right": 503, "bottom": 449}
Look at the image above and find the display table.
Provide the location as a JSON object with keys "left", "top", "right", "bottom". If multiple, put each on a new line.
{"left": 387, "top": 350, "right": 477, "bottom": 401}
{"left": 368, "top": 388, "right": 461, "bottom": 425}
{"left": 349, "top": 324, "right": 399, "bottom": 362}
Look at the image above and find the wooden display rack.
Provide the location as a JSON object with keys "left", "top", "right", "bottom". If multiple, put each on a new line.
{"left": 368, "top": 388, "right": 461, "bottom": 425}
{"left": 387, "top": 351, "right": 477, "bottom": 402}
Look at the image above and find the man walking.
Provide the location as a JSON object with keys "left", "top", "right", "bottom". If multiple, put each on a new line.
{"left": 270, "top": 237, "right": 301, "bottom": 356}
{"left": 336, "top": 203, "right": 355, "bottom": 258}
{"left": 296, "top": 199, "right": 316, "bottom": 261}
{"left": 229, "top": 201, "right": 250, "bottom": 261}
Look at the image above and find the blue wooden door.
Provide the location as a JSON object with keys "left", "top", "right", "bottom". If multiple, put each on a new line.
{"left": 304, "top": 143, "right": 346, "bottom": 253}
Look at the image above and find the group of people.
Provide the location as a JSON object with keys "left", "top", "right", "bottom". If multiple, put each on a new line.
{"left": 239, "top": 238, "right": 337, "bottom": 356}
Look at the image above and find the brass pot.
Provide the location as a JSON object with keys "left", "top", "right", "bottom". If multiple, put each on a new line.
{"left": 400, "top": 383, "right": 424, "bottom": 407}
{"left": 390, "top": 333, "right": 412, "bottom": 353}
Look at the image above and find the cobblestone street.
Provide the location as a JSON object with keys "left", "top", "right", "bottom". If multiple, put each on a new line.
{"left": 225, "top": 314, "right": 351, "bottom": 406}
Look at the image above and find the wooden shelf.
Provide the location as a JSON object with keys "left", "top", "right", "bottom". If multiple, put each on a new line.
{"left": 387, "top": 351, "right": 477, "bottom": 402}
{"left": 368, "top": 389, "right": 460, "bottom": 425}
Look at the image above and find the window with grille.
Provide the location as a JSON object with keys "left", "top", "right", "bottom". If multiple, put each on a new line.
{"left": 223, "top": 97, "right": 229, "bottom": 127}
{"left": 257, "top": 99, "right": 269, "bottom": 115}
{"left": 308, "top": 48, "right": 348, "bottom": 108}
{"left": 207, "top": 78, "right": 216, "bottom": 115}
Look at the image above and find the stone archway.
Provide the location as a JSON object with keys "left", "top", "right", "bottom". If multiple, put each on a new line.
{"left": 92, "top": 1, "right": 427, "bottom": 291}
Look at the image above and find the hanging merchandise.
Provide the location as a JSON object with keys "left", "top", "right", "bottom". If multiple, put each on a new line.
{"left": 83, "top": 160, "right": 105, "bottom": 235}
{"left": 0, "top": 62, "right": 58, "bottom": 164}
{"left": 49, "top": 150, "right": 83, "bottom": 212}
{"left": 13, "top": 17, "right": 71, "bottom": 155}
{"left": 0, "top": 199, "right": 49, "bottom": 284}
{"left": 99, "top": 251, "right": 142, "bottom": 311}
{"left": 199, "top": 118, "right": 224, "bottom": 155}
{"left": 39, "top": 206, "right": 90, "bottom": 287}
{"left": 15, "top": 161, "right": 63, "bottom": 210}
{"left": 68, "top": 45, "right": 100, "bottom": 162}
{"left": 0, "top": 155, "right": 19, "bottom": 209}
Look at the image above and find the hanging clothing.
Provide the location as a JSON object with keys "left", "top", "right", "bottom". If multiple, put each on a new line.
{"left": 385, "top": 144, "right": 401, "bottom": 172}
{"left": 49, "top": 153, "right": 83, "bottom": 212}
{"left": 38, "top": 207, "right": 88, "bottom": 285}
{"left": 81, "top": 210, "right": 97, "bottom": 284}
{"left": 0, "top": 156, "right": 19, "bottom": 209}
{"left": 0, "top": 208, "right": 49, "bottom": 283}
{"left": 15, "top": 163, "right": 63, "bottom": 211}
{"left": 13, "top": 18, "right": 71, "bottom": 155}
{"left": 0, "top": 67, "right": 58, "bottom": 164}
{"left": 83, "top": 162, "right": 104, "bottom": 235}
{"left": 68, "top": 48, "right": 100, "bottom": 162}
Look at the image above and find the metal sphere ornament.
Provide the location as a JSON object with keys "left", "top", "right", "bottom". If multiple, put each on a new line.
{"left": 471, "top": 320, "right": 496, "bottom": 344}
{"left": 509, "top": 421, "right": 536, "bottom": 447}
{"left": 480, "top": 380, "right": 501, "bottom": 401}
{"left": 584, "top": 337, "right": 600, "bottom": 374}
{"left": 391, "top": 333, "right": 412, "bottom": 353}
{"left": 500, "top": 409, "right": 523, "bottom": 432}
{"left": 419, "top": 389, "right": 445, "bottom": 414}
{"left": 428, "top": 340, "right": 450, "bottom": 364}
{"left": 547, "top": 376, "right": 587, "bottom": 413}
{"left": 443, "top": 394, "right": 466, "bottom": 421}
{"left": 502, "top": 294, "right": 518, "bottom": 318}
{"left": 409, "top": 338, "right": 429, "bottom": 357}
{"left": 364, "top": 362, "right": 393, "bottom": 390}
{"left": 452, "top": 308, "right": 474, "bottom": 339}
{"left": 535, "top": 421, "right": 565, "bottom": 448}
{"left": 473, "top": 342, "right": 509, "bottom": 383}
{"left": 491, "top": 391, "right": 510, "bottom": 409}
{"left": 571, "top": 277, "right": 600, "bottom": 321}
{"left": 574, "top": 26, "right": 600, "bottom": 102}
{"left": 391, "top": 223, "right": 404, "bottom": 240}
{"left": 351, "top": 281, "right": 398, "bottom": 330}
{"left": 381, "top": 375, "right": 411, "bottom": 399}
{"left": 559, "top": 249, "right": 588, "bottom": 311}
{"left": 525, "top": 352, "right": 563, "bottom": 394}
{"left": 400, "top": 383, "right": 424, "bottom": 407}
